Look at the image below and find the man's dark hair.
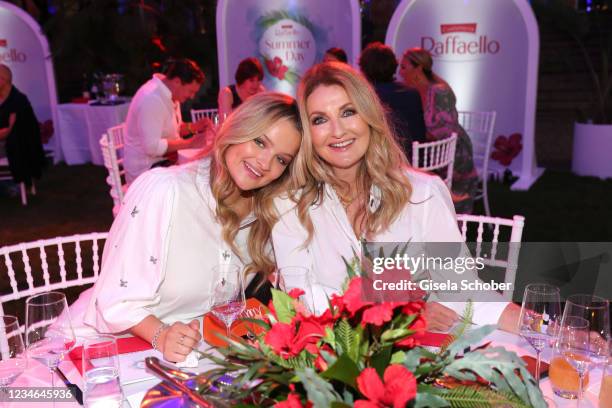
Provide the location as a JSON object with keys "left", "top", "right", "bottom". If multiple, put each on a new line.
{"left": 358, "top": 42, "right": 398, "bottom": 83}
{"left": 325, "top": 47, "right": 348, "bottom": 63}
{"left": 235, "top": 57, "right": 264, "bottom": 85}
{"left": 162, "top": 58, "right": 205, "bottom": 84}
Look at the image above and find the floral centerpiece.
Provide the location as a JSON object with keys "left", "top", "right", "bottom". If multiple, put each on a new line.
{"left": 198, "top": 269, "right": 546, "bottom": 407}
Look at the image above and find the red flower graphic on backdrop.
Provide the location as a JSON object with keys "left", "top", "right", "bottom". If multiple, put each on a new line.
{"left": 39, "top": 120, "right": 54, "bottom": 144}
{"left": 491, "top": 133, "right": 522, "bottom": 166}
{"left": 355, "top": 365, "right": 417, "bottom": 408}
{"left": 265, "top": 56, "right": 289, "bottom": 80}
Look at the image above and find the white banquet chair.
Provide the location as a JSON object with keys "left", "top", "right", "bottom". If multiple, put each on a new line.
{"left": 190, "top": 108, "right": 219, "bottom": 124}
{"left": 456, "top": 214, "right": 525, "bottom": 297}
{"left": 0, "top": 232, "right": 108, "bottom": 332}
{"left": 411, "top": 133, "right": 458, "bottom": 189}
{"left": 457, "top": 111, "right": 497, "bottom": 217}
{"left": 99, "top": 124, "right": 127, "bottom": 217}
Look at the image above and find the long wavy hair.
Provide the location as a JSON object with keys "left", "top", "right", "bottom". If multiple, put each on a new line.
{"left": 291, "top": 62, "right": 412, "bottom": 242}
{"left": 203, "top": 92, "right": 302, "bottom": 277}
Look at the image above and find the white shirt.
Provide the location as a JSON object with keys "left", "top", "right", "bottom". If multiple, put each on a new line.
{"left": 82, "top": 158, "right": 254, "bottom": 333}
{"left": 272, "top": 169, "right": 507, "bottom": 326}
{"left": 124, "top": 74, "right": 182, "bottom": 183}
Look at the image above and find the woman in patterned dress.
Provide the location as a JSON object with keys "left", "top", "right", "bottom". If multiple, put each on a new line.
{"left": 399, "top": 48, "right": 478, "bottom": 214}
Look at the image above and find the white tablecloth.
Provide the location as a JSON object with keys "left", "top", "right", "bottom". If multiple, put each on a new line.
{"left": 8, "top": 331, "right": 602, "bottom": 407}
{"left": 57, "top": 102, "right": 129, "bottom": 166}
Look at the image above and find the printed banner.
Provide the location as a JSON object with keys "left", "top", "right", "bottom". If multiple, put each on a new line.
{"left": 0, "top": 1, "right": 60, "bottom": 160}
{"left": 386, "top": 0, "right": 542, "bottom": 190}
{"left": 217, "top": 0, "right": 360, "bottom": 96}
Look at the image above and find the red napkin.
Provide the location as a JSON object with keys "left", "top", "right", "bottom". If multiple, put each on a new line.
{"left": 420, "top": 332, "right": 451, "bottom": 347}
{"left": 68, "top": 336, "right": 152, "bottom": 375}
{"left": 204, "top": 298, "right": 269, "bottom": 348}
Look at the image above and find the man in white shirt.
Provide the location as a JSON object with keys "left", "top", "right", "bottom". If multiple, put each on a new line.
{"left": 124, "top": 58, "right": 211, "bottom": 183}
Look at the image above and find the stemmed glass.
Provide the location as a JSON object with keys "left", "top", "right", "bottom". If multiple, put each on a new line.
{"left": 560, "top": 294, "right": 610, "bottom": 405}
{"left": 25, "top": 292, "right": 76, "bottom": 390}
{"left": 0, "top": 315, "right": 27, "bottom": 394}
{"left": 518, "top": 283, "right": 562, "bottom": 384}
{"left": 551, "top": 316, "right": 590, "bottom": 402}
{"left": 208, "top": 265, "right": 246, "bottom": 341}
{"left": 278, "top": 266, "right": 315, "bottom": 314}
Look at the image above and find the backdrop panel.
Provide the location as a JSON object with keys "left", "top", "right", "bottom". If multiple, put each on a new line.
{"left": 217, "top": 0, "right": 360, "bottom": 96}
{"left": 386, "top": 0, "right": 543, "bottom": 190}
{"left": 0, "top": 1, "right": 60, "bottom": 162}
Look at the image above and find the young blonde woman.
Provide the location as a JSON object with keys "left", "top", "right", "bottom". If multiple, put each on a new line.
{"left": 81, "top": 92, "right": 301, "bottom": 363}
{"left": 272, "top": 62, "right": 519, "bottom": 332}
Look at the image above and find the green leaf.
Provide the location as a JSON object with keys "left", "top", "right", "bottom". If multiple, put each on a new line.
{"left": 446, "top": 325, "right": 496, "bottom": 359}
{"left": 381, "top": 328, "right": 412, "bottom": 343}
{"left": 321, "top": 353, "right": 360, "bottom": 389}
{"left": 370, "top": 346, "right": 392, "bottom": 377}
{"left": 296, "top": 368, "right": 342, "bottom": 408}
{"left": 423, "top": 385, "right": 533, "bottom": 408}
{"left": 413, "top": 393, "right": 449, "bottom": 408}
{"left": 335, "top": 319, "right": 359, "bottom": 362}
{"left": 271, "top": 289, "right": 295, "bottom": 323}
{"left": 330, "top": 403, "right": 352, "bottom": 408}
{"left": 390, "top": 351, "right": 406, "bottom": 365}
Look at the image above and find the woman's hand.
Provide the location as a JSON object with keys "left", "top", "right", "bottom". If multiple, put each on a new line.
{"left": 424, "top": 302, "right": 459, "bottom": 332}
{"left": 159, "top": 319, "right": 201, "bottom": 363}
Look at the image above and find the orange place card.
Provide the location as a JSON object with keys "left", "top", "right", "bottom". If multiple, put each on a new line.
{"left": 203, "top": 298, "right": 269, "bottom": 348}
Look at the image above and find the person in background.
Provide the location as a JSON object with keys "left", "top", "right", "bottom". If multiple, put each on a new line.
{"left": 81, "top": 92, "right": 302, "bottom": 363}
{"left": 218, "top": 57, "right": 265, "bottom": 120}
{"left": 323, "top": 47, "right": 348, "bottom": 63}
{"left": 124, "top": 58, "right": 212, "bottom": 184}
{"left": 271, "top": 62, "right": 520, "bottom": 333}
{"left": 0, "top": 64, "right": 46, "bottom": 191}
{"left": 358, "top": 42, "right": 426, "bottom": 158}
{"left": 399, "top": 48, "right": 478, "bottom": 214}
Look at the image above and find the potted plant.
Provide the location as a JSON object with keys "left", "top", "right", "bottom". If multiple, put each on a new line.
{"left": 533, "top": 0, "right": 612, "bottom": 178}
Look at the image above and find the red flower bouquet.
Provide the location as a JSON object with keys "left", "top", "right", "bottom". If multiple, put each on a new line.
{"left": 199, "top": 268, "right": 545, "bottom": 408}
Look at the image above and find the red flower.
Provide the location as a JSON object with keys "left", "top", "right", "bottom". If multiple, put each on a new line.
{"left": 264, "top": 322, "right": 296, "bottom": 358}
{"left": 287, "top": 288, "right": 305, "bottom": 299}
{"left": 355, "top": 365, "right": 417, "bottom": 408}
{"left": 265, "top": 56, "right": 289, "bottom": 80}
{"left": 395, "top": 315, "right": 427, "bottom": 348}
{"left": 263, "top": 316, "right": 328, "bottom": 359}
{"left": 338, "top": 277, "right": 373, "bottom": 316}
{"left": 313, "top": 344, "right": 335, "bottom": 372}
{"left": 274, "top": 392, "right": 312, "bottom": 408}
{"left": 361, "top": 303, "right": 395, "bottom": 327}
{"left": 491, "top": 133, "right": 522, "bottom": 166}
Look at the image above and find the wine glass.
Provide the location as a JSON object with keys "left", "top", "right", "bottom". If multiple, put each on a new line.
{"left": 0, "top": 315, "right": 27, "bottom": 392}
{"left": 25, "top": 292, "right": 76, "bottom": 390}
{"left": 208, "top": 265, "right": 246, "bottom": 341}
{"left": 518, "top": 283, "right": 561, "bottom": 384}
{"left": 550, "top": 316, "right": 590, "bottom": 400}
{"left": 278, "top": 266, "right": 315, "bottom": 314}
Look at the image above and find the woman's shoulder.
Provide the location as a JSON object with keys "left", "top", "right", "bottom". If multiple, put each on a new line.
{"left": 403, "top": 167, "right": 450, "bottom": 201}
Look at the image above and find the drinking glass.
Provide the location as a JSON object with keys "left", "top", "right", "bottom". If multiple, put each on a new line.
{"left": 0, "top": 315, "right": 27, "bottom": 389}
{"left": 518, "top": 283, "right": 561, "bottom": 384}
{"left": 209, "top": 264, "right": 246, "bottom": 340}
{"left": 563, "top": 294, "right": 610, "bottom": 367}
{"left": 278, "top": 266, "right": 315, "bottom": 313}
{"left": 25, "top": 292, "right": 76, "bottom": 389}
{"left": 82, "top": 335, "right": 122, "bottom": 408}
{"left": 600, "top": 357, "right": 612, "bottom": 408}
{"left": 550, "top": 316, "right": 590, "bottom": 400}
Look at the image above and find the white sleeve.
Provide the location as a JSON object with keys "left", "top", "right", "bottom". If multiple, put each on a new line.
{"left": 84, "top": 169, "right": 176, "bottom": 333}
{"left": 136, "top": 97, "right": 169, "bottom": 157}
{"left": 423, "top": 176, "right": 509, "bottom": 325}
{"left": 272, "top": 200, "right": 336, "bottom": 314}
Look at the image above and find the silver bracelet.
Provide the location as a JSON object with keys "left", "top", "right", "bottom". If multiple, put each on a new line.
{"left": 151, "top": 323, "right": 169, "bottom": 352}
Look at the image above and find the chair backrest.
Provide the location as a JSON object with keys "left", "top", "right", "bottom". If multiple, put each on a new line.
{"left": 456, "top": 214, "right": 525, "bottom": 297}
{"left": 411, "top": 133, "right": 458, "bottom": 188}
{"left": 0, "top": 232, "right": 108, "bottom": 331}
{"left": 457, "top": 111, "right": 496, "bottom": 177}
{"left": 191, "top": 108, "right": 219, "bottom": 123}
{"left": 100, "top": 124, "right": 126, "bottom": 216}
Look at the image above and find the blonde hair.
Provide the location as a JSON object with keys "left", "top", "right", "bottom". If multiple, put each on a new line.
{"left": 203, "top": 92, "right": 301, "bottom": 277}
{"left": 402, "top": 47, "right": 444, "bottom": 84}
{"left": 292, "top": 62, "right": 412, "bottom": 241}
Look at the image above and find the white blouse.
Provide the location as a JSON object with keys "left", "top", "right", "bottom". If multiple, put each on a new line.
{"left": 83, "top": 158, "right": 254, "bottom": 333}
{"left": 272, "top": 169, "right": 507, "bottom": 325}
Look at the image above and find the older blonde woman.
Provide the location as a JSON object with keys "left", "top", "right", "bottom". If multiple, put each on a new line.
{"left": 83, "top": 92, "right": 301, "bottom": 363}
{"left": 272, "top": 62, "right": 519, "bottom": 332}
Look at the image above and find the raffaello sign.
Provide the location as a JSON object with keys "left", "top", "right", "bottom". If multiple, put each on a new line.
{"left": 421, "top": 23, "right": 501, "bottom": 59}
{"left": 0, "top": 39, "right": 28, "bottom": 63}
{"left": 386, "top": 0, "right": 542, "bottom": 190}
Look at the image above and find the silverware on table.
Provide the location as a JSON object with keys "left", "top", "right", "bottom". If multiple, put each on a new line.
{"left": 56, "top": 366, "right": 84, "bottom": 405}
